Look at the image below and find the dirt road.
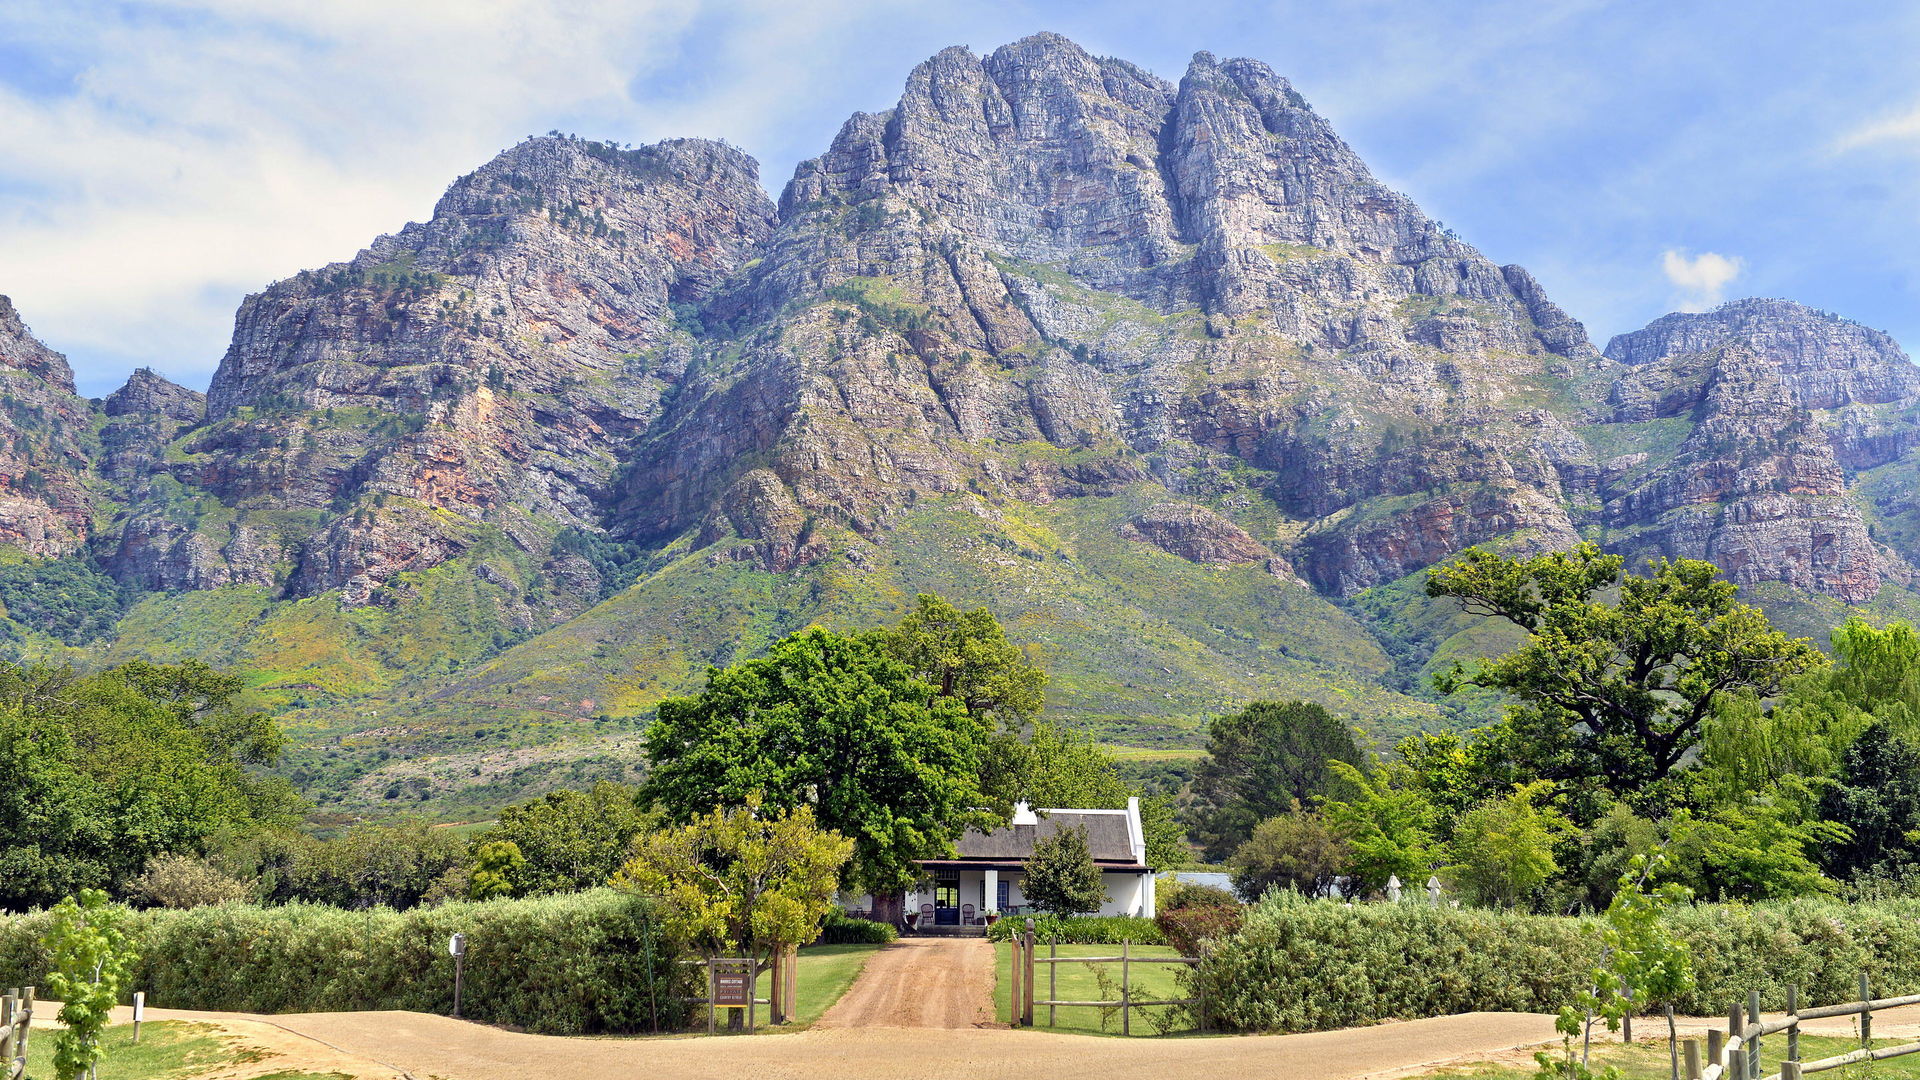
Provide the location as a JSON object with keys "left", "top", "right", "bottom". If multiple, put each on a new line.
{"left": 120, "top": 1006, "right": 1558, "bottom": 1080}
{"left": 104, "top": 997, "right": 1920, "bottom": 1080}
{"left": 815, "top": 937, "right": 996, "bottom": 1028}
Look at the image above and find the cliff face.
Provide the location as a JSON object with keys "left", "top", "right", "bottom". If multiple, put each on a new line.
{"left": 7, "top": 35, "right": 1920, "bottom": 806}
{"left": 1598, "top": 299, "right": 1920, "bottom": 603}
{"left": 620, "top": 35, "right": 1605, "bottom": 597}
{"left": 0, "top": 298, "right": 94, "bottom": 558}
{"left": 111, "top": 137, "right": 776, "bottom": 599}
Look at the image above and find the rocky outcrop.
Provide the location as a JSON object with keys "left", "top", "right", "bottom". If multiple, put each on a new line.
{"left": 98, "top": 369, "right": 204, "bottom": 486}
{"left": 1603, "top": 344, "right": 1885, "bottom": 601}
{"left": 1606, "top": 298, "right": 1920, "bottom": 411}
{"left": 1119, "top": 502, "right": 1271, "bottom": 565}
{"left": 0, "top": 297, "right": 93, "bottom": 558}
{"left": 1597, "top": 300, "right": 1920, "bottom": 602}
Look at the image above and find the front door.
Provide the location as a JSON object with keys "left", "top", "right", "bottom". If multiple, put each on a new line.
{"left": 934, "top": 869, "right": 960, "bottom": 925}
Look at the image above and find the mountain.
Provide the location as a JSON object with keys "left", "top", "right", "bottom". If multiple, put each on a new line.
{"left": 4, "top": 33, "right": 1919, "bottom": 811}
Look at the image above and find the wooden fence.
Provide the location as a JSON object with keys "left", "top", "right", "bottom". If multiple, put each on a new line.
{"left": 1686, "top": 976, "right": 1920, "bottom": 1080}
{"left": 1, "top": 987, "right": 34, "bottom": 1080}
{"left": 1005, "top": 920, "right": 1204, "bottom": 1035}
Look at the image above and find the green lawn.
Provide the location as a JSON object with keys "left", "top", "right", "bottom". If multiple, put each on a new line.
{"left": 1407, "top": 1034, "right": 1920, "bottom": 1080}
{"left": 22, "top": 1019, "right": 348, "bottom": 1080}
{"left": 743, "top": 942, "right": 884, "bottom": 1031}
{"left": 993, "top": 940, "right": 1196, "bottom": 1036}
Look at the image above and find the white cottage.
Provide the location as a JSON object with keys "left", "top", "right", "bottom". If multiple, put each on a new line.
{"left": 852, "top": 798, "right": 1157, "bottom": 928}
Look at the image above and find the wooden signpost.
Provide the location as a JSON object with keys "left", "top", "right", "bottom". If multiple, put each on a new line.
{"left": 711, "top": 958, "right": 756, "bottom": 1034}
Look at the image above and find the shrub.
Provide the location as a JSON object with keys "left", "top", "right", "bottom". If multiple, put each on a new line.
{"left": 818, "top": 911, "right": 897, "bottom": 945}
{"left": 0, "top": 890, "right": 693, "bottom": 1035}
{"left": 985, "top": 914, "right": 1164, "bottom": 945}
{"left": 1156, "top": 905, "right": 1243, "bottom": 956}
{"left": 1193, "top": 893, "right": 1920, "bottom": 1034}
{"left": 126, "top": 855, "right": 252, "bottom": 909}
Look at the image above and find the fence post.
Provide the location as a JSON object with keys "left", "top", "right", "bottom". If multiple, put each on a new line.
{"left": 2, "top": 994, "right": 15, "bottom": 1076}
{"left": 1049, "top": 934, "right": 1057, "bottom": 1029}
{"left": 1746, "top": 990, "right": 1761, "bottom": 1080}
{"left": 1684, "top": 1037, "right": 1702, "bottom": 1080}
{"left": 1786, "top": 983, "right": 1799, "bottom": 1064}
{"left": 18, "top": 987, "right": 30, "bottom": 1067}
{"left": 1009, "top": 936, "right": 1022, "bottom": 1024}
{"left": 1122, "top": 938, "right": 1131, "bottom": 1038}
{"left": 772, "top": 949, "right": 785, "bottom": 1024}
{"left": 1708, "top": 1029, "right": 1723, "bottom": 1071}
{"left": 1782, "top": 1062, "right": 1802, "bottom": 1080}
{"left": 1861, "top": 973, "right": 1873, "bottom": 1051}
{"left": 1726, "top": 1003, "right": 1741, "bottom": 1074}
{"left": 1023, "top": 918, "right": 1036, "bottom": 1027}
{"left": 1624, "top": 988, "right": 1632, "bottom": 1045}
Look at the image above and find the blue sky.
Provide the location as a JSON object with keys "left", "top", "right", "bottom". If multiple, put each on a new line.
{"left": 2, "top": 1, "right": 1918, "bottom": 396}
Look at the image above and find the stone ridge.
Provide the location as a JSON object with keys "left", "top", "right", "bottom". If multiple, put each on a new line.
{"left": 3, "top": 33, "right": 1918, "bottom": 675}
{"left": 0, "top": 297, "right": 93, "bottom": 557}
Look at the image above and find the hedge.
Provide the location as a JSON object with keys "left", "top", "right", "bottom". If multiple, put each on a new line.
{"left": 0, "top": 889, "right": 694, "bottom": 1035}
{"left": 985, "top": 914, "right": 1165, "bottom": 945}
{"left": 1194, "top": 893, "right": 1920, "bottom": 1033}
{"left": 819, "top": 911, "right": 898, "bottom": 944}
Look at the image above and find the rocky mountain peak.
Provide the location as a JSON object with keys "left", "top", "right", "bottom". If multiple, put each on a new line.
{"left": 105, "top": 368, "right": 203, "bottom": 421}
{"left": 1604, "top": 297, "right": 1920, "bottom": 411}
{"left": 0, "top": 295, "right": 78, "bottom": 393}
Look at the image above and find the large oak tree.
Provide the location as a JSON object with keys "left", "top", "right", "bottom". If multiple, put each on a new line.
{"left": 642, "top": 627, "right": 994, "bottom": 896}
{"left": 1427, "top": 543, "right": 1823, "bottom": 796}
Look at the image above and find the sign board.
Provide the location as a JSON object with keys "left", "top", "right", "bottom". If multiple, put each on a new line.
{"left": 448, "top": 932, "right": 467, "bottom": 958}
{"left": 131, "top": 991, "right": 145, "bottom": 1022}
{"left": 710, "top": 958, "right": 754, "bottom": 1008}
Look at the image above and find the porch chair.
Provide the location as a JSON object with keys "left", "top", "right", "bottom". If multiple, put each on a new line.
{"left": 961, "top": 903, "right": 976, "bottom": 925}
{"left": 920, "top": 903, "right": 935, "bottom": 927}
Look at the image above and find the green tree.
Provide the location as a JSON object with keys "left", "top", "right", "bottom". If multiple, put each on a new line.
{"left": 1446, "top": 781, "right": 1572, "bottom": 909}
{"left": 1821, "top": 722, "right": 1920, "bottom": 880}
{"left": 1023, "top": 824, "right": 1107, "bottom": 916}
{"left": 1663, "top": 799, "right": 1842, "bottom": 900}
{"left": 126, "top": 854, "right": 251, "bottom": 909}
{"left": 0, "top": 661, "right": 302, "bottom": 909}
{"left": 490, "top": 782, "right": 659, "bottom": 894}
{"left": 1537, "top": 854, "right": 1693, "bottom": 1080}
{"left": 469, "top": 840, "right": 527, "bottom": 900}
{"left": 1428, "top": 543, "right": 1823, "bottom": 797}
{"left": 43, "top": 889, "right": 140, "bottom": 1080}
{"left": 867, "top": 593, "right": 1046, "bottom": 728}
{"left": 613, "top": 798, "right": 853, "bottom": 956}
{"left": 643, "top": 627, "right": 992, "bottom": 895}
{"left": 241, "top": 821, "right": 467, "bottom": 909}
{"left": 1395, "top": 727, "right": 1523, "bottom": 819}
{"left": 1228, "top": 803, "right": 1348, "bottom": 899}
{"left": 1319, "top": 760, "right": 1443, "bottom": 896}
{"left": 1188, "top": 700, "right": 1366, "bottom": 862}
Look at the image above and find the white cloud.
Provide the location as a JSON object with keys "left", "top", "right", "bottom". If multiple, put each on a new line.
{"left": 1834, "top": 102, "right": 1920, "bottom": 152}
{"left": 0, "top": 0, "right": 916, "bottom": 392}
{"left": 1661, "top": 249, "right": 1744, "bottom": 312}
